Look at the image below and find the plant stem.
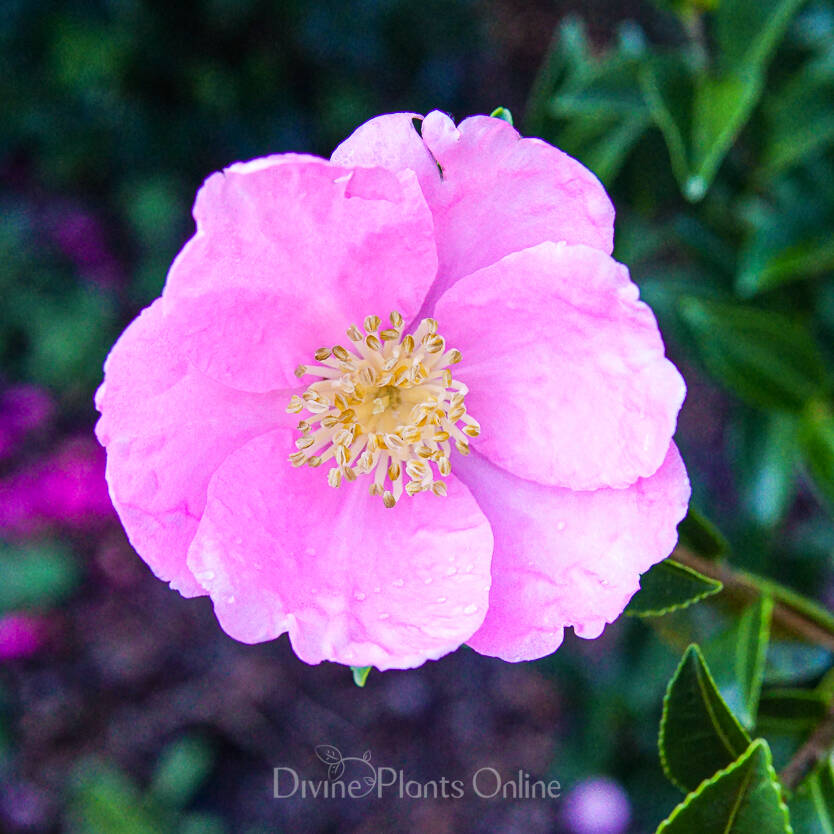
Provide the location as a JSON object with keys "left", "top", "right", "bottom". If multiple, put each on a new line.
{"left": 779, "top": 702, "right": 834, "bottom": 791}
{"left": 673, "top": 547, "right": 834, "bottom": 653}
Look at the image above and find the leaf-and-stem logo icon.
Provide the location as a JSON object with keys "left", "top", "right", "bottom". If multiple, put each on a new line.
{"left": 315, "top": 745, "right": 377, "bottom": 797}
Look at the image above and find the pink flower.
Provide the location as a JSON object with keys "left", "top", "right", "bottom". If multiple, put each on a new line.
{"left": 95, "top": 111, "right": 689, "bottom": 670}
{"left": 563, "top": 777, "right": 632, "bottom": 834}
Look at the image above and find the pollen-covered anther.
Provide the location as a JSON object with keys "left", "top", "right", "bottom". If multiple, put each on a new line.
{"left": 286, "top": 312, "right": 476, "bottom": 506}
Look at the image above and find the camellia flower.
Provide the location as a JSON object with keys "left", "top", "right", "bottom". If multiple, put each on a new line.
{"left": 95, "top": 111, "right": 690, "bottom": 670}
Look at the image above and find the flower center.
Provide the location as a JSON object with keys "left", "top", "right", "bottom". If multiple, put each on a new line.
{"left": 286, "top": 312, "right": 479, "bottom": 508}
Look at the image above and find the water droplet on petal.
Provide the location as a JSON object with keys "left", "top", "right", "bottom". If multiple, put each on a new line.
{"left": 354, "top": 591, "right": 366, "bottom": 601}
{"left": 392, "top": 578, "right": 404, "bottom": 587}
{"left": 378, "top": 612, "right": 390, "bottom": 620}
{"left": 463, "top": 604, "right": 478, "bottom": 615}
{"left": 436, "top": 596, "right": 447, "bottom": 604}
{"left": 557, "top": 521, "right": 566, "bottom": 531}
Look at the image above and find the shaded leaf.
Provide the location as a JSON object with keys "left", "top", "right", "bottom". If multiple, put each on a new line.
{"left": 69, "top": 759, "right": 164, "bottom": 834}
{"left": 677, "top": 506, "right": 729, "bottom": 559}
{"left": 626, "top": 559, "right": 722, "bottom": 617}
{"left": 788, "top": 757, "right": 834, "bottom": 833}
{"left": 704, "top": 596, "right": 773, "bottom": 728}
{"left": 798, "top": 404, "right": 834, "bottom": 515}
{"left": 734, "top": 412, "right": 799, "bottom": 528}
{"left": 757, "top": 688, "right": 829, "bottom": 733}
{"left": 715, "top": 0, "right": 810, "bottom": 76}
{"left": 660, "top": 645, "right": 751, "bottom": 792}
{"left": 0, "top": 540, "right": 80, "bottom": 614}
{"left": 678, "top": 297, "right": 829, "bottom": 411}
{"left": 149, "top": 736, "right": 215, "bottom": 810}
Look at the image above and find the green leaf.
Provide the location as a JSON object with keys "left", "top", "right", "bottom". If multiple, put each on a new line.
{"left": 788, "top": 757, "right": 834, "bottom": 833}
{"left": 640, "top": 57, "right": 761, "bottom": 200}
{"left": 736, "top": 185, "right": 834, "bottom": 296}
{"left": 489, "top": 106, "right": 513, "bottom": 125}
{"left": 626, "top": 559, "right": 722, "bottom": 617}
{"left": 761, "top": 46, "right": 834, "bottom": 177}
{"left": 70, "top": 759, "right": 163, "bottom": 834}
{"left": 642, "top": 0, "right": 807, "bottom": 200}
{"left": 688, "top": 70, "right": 762, "bottom": 197}
{"left": 149, "top": 736, "right": 215, "bottom": 810}
{"left": 656, "top": 739, "right": 792, "bottom": 833}
{"left": 660, "top": 645, "right": 751, "bottom": 792}
{"left": 351, "top": 666, "right": 371, "bottom": 687}
{"left": 715, "top": 0, "right": 809, "bottom": 76}
{"left": 0, "top": 540, "right": 80, "bottom": 614}
{"left": 734, "top": 412, "right": 799, "bottom": 528}
{"left": 757, "top": 688, "right": 829, "bottom": 733}
{"left": 678, "top": 297, "right": 829, "bottom": 411}
{"left": 703, "top": 596, "right": 774, "bottom": 728}
{"left": 532, "top": 21, "right": 651, "bottom": 183}
{"left": 798, "top": 403, "right": 834, "bottom": 515}
{"left": 677, "top": 505, "right": 729, "bottom": 559}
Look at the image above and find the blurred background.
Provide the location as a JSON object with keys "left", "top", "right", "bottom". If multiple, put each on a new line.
{"left": 2, "top": 1, "right": 833, "bottom": 832}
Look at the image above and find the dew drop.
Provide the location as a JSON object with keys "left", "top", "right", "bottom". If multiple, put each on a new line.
{"left": 556, "top": 520, "right": 566, "bottom": 531}
{"left": 436, "top": 596, "right": 447, "bottom": 604}
{"left": 463, "top": 604, "right": 478, "bottom": 615}
{"left": 379, "top": 612, "right": 390, "bottom": 620}
{"left": 445, "top": 566, "right": 457, "bottom": 576}
{"left": 354, "top": 591, "right": 366, "bottom": 601}
{"left": 423, "top": 577, "right": 433, "bottom": 584}
{"left": 392, "top": 578, "right": 404, "bottom": 587}
{"left": 373, "top": 586, "right": 381, "bottom": 593}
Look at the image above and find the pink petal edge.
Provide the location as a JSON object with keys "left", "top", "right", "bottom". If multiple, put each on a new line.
{"left": 95, "top": 299, "right": 290, "bottom": 597}
{"left": 162, "top": 155, "right": 439, "bottom": 393}
{"left": 457, "top": 444, "right": 690, "bottom": 662}
{"left": 332, "top": 110, "right": 615, "bottom": 305}
{"left": 186, "top": 428, "right": 494, "bottom": 670}
{"left": 436, "top": 241, "right": 686, "bottom": 491}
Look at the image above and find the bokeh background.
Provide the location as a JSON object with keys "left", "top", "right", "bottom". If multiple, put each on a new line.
{"left": 2, "top": 1, "right": 834, "bottom": 832}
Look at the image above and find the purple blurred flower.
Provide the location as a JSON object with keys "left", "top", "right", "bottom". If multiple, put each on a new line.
{"left": 0, "top": 436, "right": 113, "bottom": 533}
{"left": 48, "top": 205, "right": 120, "bottom": 286}
{"left": 0, "top": 613, "right": 46, "bottom": 660}
{"left": 563, "top": 777, "right": 632, "bottom": 834}
{"left": 0, "top": 385, "right": 53, "bottom": 461}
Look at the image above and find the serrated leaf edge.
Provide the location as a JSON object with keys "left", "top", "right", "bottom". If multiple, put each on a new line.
{"left": 627, "top": 560, "right": 723, "bottom": 618}
{"left": 659, "top": 644, "right": 751, "bottom": 792}
{"left": 656, "top": 738, "right": 793, "bottom": 834}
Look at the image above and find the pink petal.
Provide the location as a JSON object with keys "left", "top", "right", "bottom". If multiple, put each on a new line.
{"left": 95, "top": 300, "right": 288, "bottom": 597}
{"left": 436, "top": 241, "right": 686, "bottom": 490}
{"left": 332, "top": 110, "right": 614, "bottom": 300}
{"left": 161, "top": 155, "right": 438, "bottom": 393}
{"left": 458, "top": 444, "right": 690, "bottom": 662}
{"left": 186, "top": 428, "right": 494, "bottom": 670}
